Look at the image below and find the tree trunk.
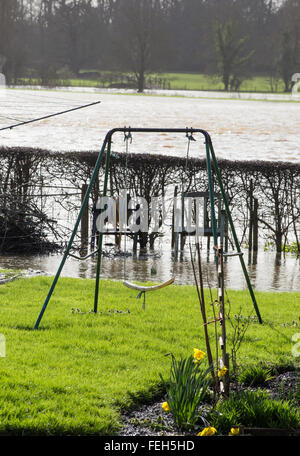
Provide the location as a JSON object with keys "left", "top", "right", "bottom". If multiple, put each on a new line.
{"left": 139, "top": 231, "right": 148, "bottom": 250}
{"left": 223, "top": 74, "right": 229, "bottom": 91}
{"left": 137, "top": 70, "right": 145, "bottom": 93}
{"left": 275, "top": 232, "right": 282, "bottom": 253}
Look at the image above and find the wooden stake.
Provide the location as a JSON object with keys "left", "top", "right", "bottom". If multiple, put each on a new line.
{"left": 216, "top": 243, "right": 230, "bottom": 396}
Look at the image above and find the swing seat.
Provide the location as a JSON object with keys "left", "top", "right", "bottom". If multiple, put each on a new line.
{"left": 123, "top": 277, "right": 175, "bottom": 293}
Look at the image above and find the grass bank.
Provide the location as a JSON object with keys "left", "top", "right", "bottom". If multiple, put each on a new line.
{"left": 0, "top": 276, "right": 299, "bottom": 435}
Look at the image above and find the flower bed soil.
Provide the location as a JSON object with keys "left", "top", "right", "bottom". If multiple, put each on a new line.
{"left": 119, "top": 371, "right": 300, "bottom": 436}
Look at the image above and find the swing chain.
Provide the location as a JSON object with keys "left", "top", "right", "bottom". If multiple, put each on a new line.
{"left": 186, "top": 128, "right": 196, "bottom": 142}
{"left": 183, "top": 128, "right": 196, "bottom": 193}
{"left": 124, "top": 128, "right": 133, "bottom": 143}
{"left": 123, "top": 127, "right": 132, "bottom": 281}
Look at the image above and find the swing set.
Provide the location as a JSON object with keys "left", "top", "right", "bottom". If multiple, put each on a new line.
{"left": 34, "top": 127, "right": 262, "bottom": 329}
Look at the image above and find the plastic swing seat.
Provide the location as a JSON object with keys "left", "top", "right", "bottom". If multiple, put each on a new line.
{"left": 123, "top": 277, "right": 175, "bottom": 292}
{"left": 123, "top": 277, "right": 175, "bottom": 310}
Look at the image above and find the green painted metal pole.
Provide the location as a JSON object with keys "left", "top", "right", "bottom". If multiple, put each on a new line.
{"left": 205, "top": 141, "right": 218, "bottom": 260}
{"left": 34, "top": 136, "right": 109, "bottom": 329}
{"left": 207, "top": 139, "right": 263, "bottom": 324}
{"left": 93, "top": 138, "right": 112, "bottom": 313}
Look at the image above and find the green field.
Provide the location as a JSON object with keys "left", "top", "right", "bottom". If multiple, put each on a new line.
{"left": 160, "top": 73, "right": 287, "bottom": 93}
{"left": 0, "top": 276, "right": 299, "bottom": 435}
{"left": 17, "top": 71, "right": 289, "bottom": 94}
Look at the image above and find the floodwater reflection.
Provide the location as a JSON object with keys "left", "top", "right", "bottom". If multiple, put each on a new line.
{"left": 0, "top": 246, "right": 299, "bottom": 293}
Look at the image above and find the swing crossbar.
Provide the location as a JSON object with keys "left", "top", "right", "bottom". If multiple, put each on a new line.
{"left": 123, "top": 277, "right": 175, "bottom": 293}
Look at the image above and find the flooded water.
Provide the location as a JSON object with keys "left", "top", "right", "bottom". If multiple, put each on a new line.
{"left": 0, "top": 86, "right": 300, "bottom": 292}
{"left": 0, "top": 86, "right": 299, "bottom": 162}
{"left": 0, "top": 245, "right": 299, "bottom": 293}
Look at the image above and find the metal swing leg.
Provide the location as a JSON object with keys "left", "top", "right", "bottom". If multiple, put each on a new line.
{"left": 34, "top": 134, "right": 111, "bottom": 329}
{"left": 94, "top": 138, "right": 112, "bottom": 314}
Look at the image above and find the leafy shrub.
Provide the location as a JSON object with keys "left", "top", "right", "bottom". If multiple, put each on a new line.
{"left": 238, "top": 365, "right": 273, "bottom": 386}
{"left": 209, "top": 390, "right": 300, "bottom": 435}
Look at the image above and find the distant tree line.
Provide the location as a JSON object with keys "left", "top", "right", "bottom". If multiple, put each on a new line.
{"left": 0, "top": 0, "right": 299, "bottom": 91}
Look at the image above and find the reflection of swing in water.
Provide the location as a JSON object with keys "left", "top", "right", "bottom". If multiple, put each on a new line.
{"left": 34, "top": 127, "right": 262, "bottom": 330}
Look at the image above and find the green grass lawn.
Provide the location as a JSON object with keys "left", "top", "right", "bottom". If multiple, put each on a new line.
{"left": 0, "top": 276, "right": 299, "bottom": 435}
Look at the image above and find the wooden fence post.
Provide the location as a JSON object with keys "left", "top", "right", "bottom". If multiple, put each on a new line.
{"left": 253, "top": 198, "right": 258, "bottom": 253}
{"left": 248, "top": 180, "right": 253, "bottom": 262}
{"left": 81, "top": 183, "right": 89, "bottom": 252}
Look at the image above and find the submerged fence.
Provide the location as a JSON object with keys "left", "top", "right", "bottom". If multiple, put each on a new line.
{"left": 0, "top": 146, "right": 299, "bottom": 255}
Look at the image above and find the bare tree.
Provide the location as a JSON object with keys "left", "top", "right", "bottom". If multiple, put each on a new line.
{"left": 277, "top": 0, "right": 300, "bottom": 91}
{"left": 215, "top": 19, "right": 254, "bottom": 91}
{"left": 0, "top": 0, "right": 22, "bottom": 81}
{"left": 111, "top": 0, "right": 169, "bottom": 92}
{"left": 53, "top": 0, "right": 95, "bottom": 76}
{"left": 278, "top": 31, "right": 298, "bottom": 91}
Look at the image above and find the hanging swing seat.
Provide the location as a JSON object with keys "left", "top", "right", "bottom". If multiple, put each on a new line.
{"left": 123, "top": 277, "right": 175, "bottom": 293}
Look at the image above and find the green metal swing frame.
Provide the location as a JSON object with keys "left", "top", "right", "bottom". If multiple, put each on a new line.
{"left": 34, "top": 127, "right": 262, "bottom": 329}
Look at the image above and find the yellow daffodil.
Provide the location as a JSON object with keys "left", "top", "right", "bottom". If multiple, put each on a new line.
{"left": 229, "top": 427, "right": 240, "bottom": 436}
{"left": 218, "top": 366, "right": 228, "bottom": 378}
{"left": 193, "top": 348, "right": 205, "bottom": 361}
{"left": 162, "top": 402, "right": 170, "bottom": 412}
{"left": 197, "top": 427, "right": 217, "bottom": 436}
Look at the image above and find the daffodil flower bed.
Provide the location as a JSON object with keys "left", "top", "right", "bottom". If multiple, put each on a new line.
{"left": 197, "top": 426, "right": 217, "bottom": 436}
